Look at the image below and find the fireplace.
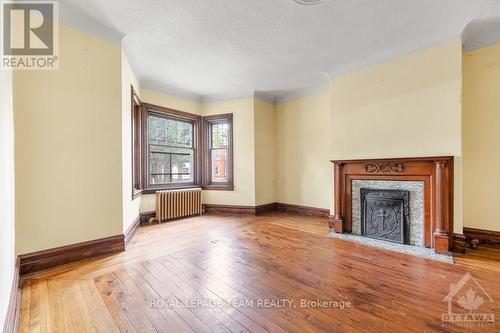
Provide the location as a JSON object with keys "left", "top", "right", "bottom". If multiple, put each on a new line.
{"left": 330, "top": 156, "right": 454, "bottom": 254}
{"left": 361, "top": 188, "right": 410, "bottom": 244}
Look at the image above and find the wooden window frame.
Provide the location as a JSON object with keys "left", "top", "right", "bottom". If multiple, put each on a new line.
{"left": 141, "top": 103, "right": 202, "bottom": 194}
{"left": 131, "top": 86, "right": 142, "bottom": 199}
{"left": 202, "top": 113, "right": 234, "bottom": 191}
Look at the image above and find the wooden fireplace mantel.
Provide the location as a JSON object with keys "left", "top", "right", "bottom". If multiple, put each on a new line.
{"left": 330, "top": 156, "right": 454, "bottom": 254}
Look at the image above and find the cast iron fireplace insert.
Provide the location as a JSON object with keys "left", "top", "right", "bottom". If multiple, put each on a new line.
{"left": 360, "top": 188, "right": 410, "bottom": 244}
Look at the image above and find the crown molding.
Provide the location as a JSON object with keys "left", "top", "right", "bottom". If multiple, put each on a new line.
{"left": 274, "top": 83, "right": 330, "bottom": 105}
{"left": 201, "top": 93, "right": 255, "bottom": 104}
{"left": 253, "top": 92, "right": 278, "bottom": 104}
{"left": 59, "top": 1, "right": 123, "bottom": 44}
{"left": 463, "top": 17, "right": 500, "bottom": 52}
{"left": 140, "top": 81, "right": 203, "bottom": 104}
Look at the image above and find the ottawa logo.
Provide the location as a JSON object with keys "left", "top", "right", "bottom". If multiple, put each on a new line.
{"left": 442, "top": 272, "right": 495, "bottom": 328}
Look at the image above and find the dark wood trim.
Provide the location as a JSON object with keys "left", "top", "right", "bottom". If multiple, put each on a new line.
{"left": 131, "top": 85, "right": 143, "bottom": 200}
{"left": 332, "top": 163, "right": 343, "bottom": 233}
{"left": 18, "top": 235, "right": 125, "bottom": 276}
{"left": 143, "top": 103, "right": 202, "bottom": 122}
{"left": 328, "top": 215, "right": 336, "bottom": 229}
{"left": 140, "top": 211, "right": 157, "bottom": 225}
{"left": 463, "top": 227, "right": 500, "bottom": 248}
{"left": 331, "top": 155, "right": 456, "bottom": 164}
{"left": 202, "top": 185, "right": 235, "bottom": 191}
{"left": 275, "top": 202, "right": 330, "bottom": 218}
{"left": 202, "top": 202, "right": 329, "bottom": 218}
{"left": 202, "top": 113, "right": 234, "bottom": 191}
{"left": 331, "top": 156, "right": 454, "bottom": 254}
{"left": 203, "top": 204, "right": 255, "bottom": 216}
{"left": 452, "top": 233, "right": 467, "bottom": 253}
{"left": 255, "top": 203, "right": 277, "bottom": 215}
{"left": 132, "top": 190, "right": 143, "bottom": 200}
{"left": 124, "top": 216, "right": 141, "bottom": 248}
{"left": 3, "top": 258, "right": 20, "bottom": 333}
{"left": 141, "top": 103, "right": 202, "bottom": 191}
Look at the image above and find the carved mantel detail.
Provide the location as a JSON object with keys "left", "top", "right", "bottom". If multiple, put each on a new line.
{"left": 330, "top": 156, "right": 454, "bottom": 254}
{"left": 365, "top": 162, "right": 404, "bottom": 174}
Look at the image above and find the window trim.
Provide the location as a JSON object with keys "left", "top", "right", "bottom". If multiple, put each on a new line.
{"left": 202, "top": 113, "right": 234, "bottom": 191}
{"left": 131, "top": 86, "right": 142, "bottom": 199}
{"left": 142, "top": 103, "right": 202, "bottom": 193}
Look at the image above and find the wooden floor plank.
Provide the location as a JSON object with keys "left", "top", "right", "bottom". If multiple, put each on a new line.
{"left": 78, "top": 279, "right": 120, "bottom": 333}
{"left": 119, "top": 267, "right": 195, "bottom": 333}
{"left": 158, "top": 255, "right": 290, "bottom": 333}
{"left": 157, "top": 256, "right": 269, "bottom": 333}
{"left": 18, "top": 280, "right": 31, "bottom": 333}
{"left": 93, "top": 274, "right": 136, "bottom": 331}
{"left": 27, "top": 279, "right": 41, "bottom": 333}
{"left": 18, "top": 213, "right": 500, "bottom": 332}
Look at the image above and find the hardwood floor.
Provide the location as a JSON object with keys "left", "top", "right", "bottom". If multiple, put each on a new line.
{"left": 18, "top": 213, "right": 500, "bottom": 332}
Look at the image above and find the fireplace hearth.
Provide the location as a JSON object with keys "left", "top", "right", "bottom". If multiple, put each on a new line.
{"left": 361, "top": 189, "right": 410, "bottom": 244}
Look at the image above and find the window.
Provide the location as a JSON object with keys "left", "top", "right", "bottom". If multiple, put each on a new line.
{"left": 143, "top": 104, "right": 201, "bottom": 192}
{"left": 131, "top": 86, "right": 142, "bottom": 199}
{"left": 134, "top": 101, "right": 232, "bottom": 194}
{"left": 203, "top": 114, "right": 233, "bottom": 190}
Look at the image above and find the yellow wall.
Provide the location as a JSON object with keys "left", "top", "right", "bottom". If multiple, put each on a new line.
{"left": 330, "top": 39, "right": 463, "bottom": 232}
{"left": 463, "top": 43, "right": 500, "bottom": 232}
{"left": 254, "top": 99, "right": 276, "bottom": 205}
{"left": 275, "top": 92, "right": 332, "bottom": 210}
{"left": 0, "top": 66, "right": 15, "bottom": 329}
{"left": 140, "top": 89, "right": 202, "bottom": 115}
{"left": 202, "top": 98, "right": 256, "bottom": 206}
{"left": 121, "top": 51, "right": 141, "bottom": 232}
{"left": 13, "top": 24, "right": 124, "bottom": 254}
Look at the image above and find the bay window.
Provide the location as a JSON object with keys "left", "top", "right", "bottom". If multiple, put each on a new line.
{"left": 131, "top": 89, "right": 233, "bottom": 193}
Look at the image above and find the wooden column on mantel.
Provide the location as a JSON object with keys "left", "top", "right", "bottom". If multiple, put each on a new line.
{"left": 331, "top": 162, "right": 345, "bottom": 233}
{"left": 331, "top": 156, "right": 454, "bottom": 254}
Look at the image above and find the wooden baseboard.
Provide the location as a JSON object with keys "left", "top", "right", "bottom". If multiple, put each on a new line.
{"left": 255, "top": 203, "right": 277, "bottom": 215}
{"left": 19, "top": 234, "right": 125, "bottom": 276}
{"left": 124, "top": 216, "right": 141, "bottom": 248}
{"left": 3, "top": 258, "right": 20, "bottom": 333}
{"left": 463, "top": 227, "right": 500, "bottom": 248}
{"left": 203, "top": 204, "right": 256, "bottom": 215}
{"left": 275, "top": 202, "right": 330, "bottom": 218}
{"left": 452, "top": 233, "right": 467, "bottom": 253}
{"left": 140, "top": 211, "right": 156, "bottom": 225}
{"left": 202, "top": 202, "right": 329, "bottom": 218}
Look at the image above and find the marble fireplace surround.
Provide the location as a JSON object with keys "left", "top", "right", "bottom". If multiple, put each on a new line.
{"left": 329, "top": 157, "right": 454, "bottom": 254}
{"left": 352, "top": 180, "right": 424, "bottom": 246}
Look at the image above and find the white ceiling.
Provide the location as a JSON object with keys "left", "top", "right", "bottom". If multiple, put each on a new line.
{"left": 60, "top": 0, "right": 500, "bottom": 103}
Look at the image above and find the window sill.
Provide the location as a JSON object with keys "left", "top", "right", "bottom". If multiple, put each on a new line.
{"left": 202, "top": 185, "right": 234, "bottom": 191}
{"left": 132, "top": 189, "right": 143, "bottom": 200}
{"left": 141, "top": 185, "right": 202, "bottom": 195}
{"left": 136, "top": 185, "right": 234, "bottom": 195}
